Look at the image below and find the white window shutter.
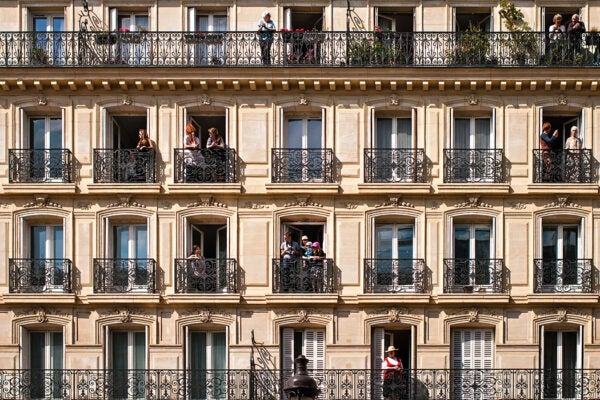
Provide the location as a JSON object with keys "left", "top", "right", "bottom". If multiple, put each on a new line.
{"left": 577, "top": 325, "right": 583, "bottom": 369}
{"left": 188, "top": 8, "right": 196, "bottom": 31}
{"left": 314, "top": 330, "right": 325, "bottom": 370}
{"left": 450, "top": 107, "right": 454, "bottom": 148}
{"left": 538, "top": 107, "right": 543, "bottom": 149}
{"left": 20, "top": 108, "right": 25, "bottom": 148}
{"left": 491, "top": 107, "right": 496, "bottom": 148}
{"left": 282, "top": 328, "right": 294, "bottom": 371}
{"left": 20, "top": 327, "right": 28, "bottom": 369}
{"left": 303, "top": 330, "right": 316, "bottom": 369}
{"left": 109, "top": 8, "right": 117, "bottom": 31}
{"left": 372, "top": 328, "right": 385, "bottom": 370}
{"left": 539, "top": 325, "right": 545, "bottom": 369}
{"left": 370, "top": 107, "right": 375, "bottom": 148}
{"left": 482, "top": 330, "right": 494, "bottom": 369}
{"left": 580, "top": 108, "right": 586, "bottom": 148}
{"left": 452, "top": 329, "right": 464, "bottom": 369}
{"left": 321, "top": 107, "right": 326, "bottom": 147}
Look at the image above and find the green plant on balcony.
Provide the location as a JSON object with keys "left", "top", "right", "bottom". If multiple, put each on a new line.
{"left": 499, "top": 0, "right": 539, "bottom": 65}
{"left": 449, "top": 24, "right": 495, "bottom": 65}
{"left": 30, "top": 45, "right": 48, "bottom": 65}
{"left": 348, "top": 30, "right": 404, "bottom": 66}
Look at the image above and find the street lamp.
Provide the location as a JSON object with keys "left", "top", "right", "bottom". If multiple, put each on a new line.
{"left": 283, "top": 355, "right": 320, "bottom": 400}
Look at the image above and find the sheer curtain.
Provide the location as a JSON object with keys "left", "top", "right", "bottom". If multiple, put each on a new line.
{"left": 454, "top": 119, "right": 470, "bottom": 148}
{"left": 475, "top": 118, "right": 491, "bottom": 149}
{"left": 397, "top": 118, "right": 412, "bottom": 148}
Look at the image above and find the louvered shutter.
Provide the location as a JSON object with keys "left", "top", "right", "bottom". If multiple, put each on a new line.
{"left": 303, "top": 329, "right": 325, "bottom": 369}
{"left": 372, "top": 328, "right": 385, "bottom": 370}
{"left": 482, "top": 330, "right": 494, "bottom": 369}
{"left": 281, "top": 328, "right": 295, "bottom": 372}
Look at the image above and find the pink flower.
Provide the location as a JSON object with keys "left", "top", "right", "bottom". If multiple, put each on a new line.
{"left": 118, "top": 28, "right": 130, "bottom": 33}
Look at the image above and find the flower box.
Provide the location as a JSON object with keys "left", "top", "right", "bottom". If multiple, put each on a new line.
{"left": 95, "top": 33, "right": 117, "bottom": 45}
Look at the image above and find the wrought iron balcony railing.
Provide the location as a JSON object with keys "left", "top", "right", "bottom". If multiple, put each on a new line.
{"left": 2, "top": 31, "right": 600, "bottom": 67}
{"left": 363, "top": 258, "right": 426, "bottom": 293}
{"left": 534, "top": 258, "right": 593, "bottom": 293}
{"left": 93, "top": 149, "right": 155, "bottom": 183}
{"left": 364, "top": 148, "right": 425, "bottom": 183}
{"left": 533, "top": 149, "right": 593, "bottom": 183}
{"left": 174, "top": 258, "right": 237, "bottom": 293}
{"left": 444, "top": 258, "right": 505, "bottom": 293}
{"left": 272, "top": 258, "right": 336, "bottom": 293}
{"left": 93, "top": 258, "right": 155, "bottom": 293}
{"left": 9, "top": 258, "right": 72, "bottom": 293}
{"left": 271, "top": 148, "right": 335, "bottom": 183}
{"left": 173, "top": 148, "right": 237, "bottom": 183}
{"left": 443, "top": 149, "right": 504, "bottom": 183}
{"left": 0, "top": 368, "right": 597, "bottom": 400}
{"left": 8, "top": 149, "right": 72, "bottom": 183}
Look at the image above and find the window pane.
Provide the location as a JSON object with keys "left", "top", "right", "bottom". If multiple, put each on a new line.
{"left": 52, "top": 332, "right": 63, "bottom": 369}
{"left": 454, "top": 119, "right": 470, "bottom": 148}
{"left": 31, "top": 226, "right": 46, "bottom": 258}
{"left": 112, "top": 332, "right": 128, "bottom": 369}
{"left": 135, "top": 226, "right": 147, "bottom": 259}
{"left": 475, "top": 118, "right": 491, "bottom": 149}
{"left": 134, "top": 16, "right": 149, "bottom": 31}
{"left": 214, "top": 16, "right": 227, "bottom": 31}
{"left": 287, "top": 119, "right": 303, "bottom": 148}
{"left": 212, "top": 332, "right": 227, "bottom": 369}
{"left": 190, "top": 332, "right": 207, "bottom": 370}
{"left": 197, "top": 16, "right": 209, "bottom": 31}
{"left": 53, "top": 226, "right": 64, "bottom": 259}
{"left": 397, "top": 226, "right": 414, "bottom": 259}
{"left": 454, "top": 226, "right": 470, "bottom": 259}
{"left": 31, "top": 118, "right": 46, "bottom": 149}
{"left": 33, "top": 17, "right": 48, "bottom": 32}
{"left": 376, "top": 119, "right": 393, "bottom": 148}
{"left": 475, "top": 227, "right": 490, "bottom": 259}
{"left": 134, "top": 332, "right": 145, "bottom": 369}
{"left": 542, "top": 227, "right": 558, "bottom": 260}
{"left": 53, "top": 18, "right": 65, "bottom": 32}
{"left": 30, "top": 332, "right": 45, "bottom": 369}
{"left": 49, "top": 118, "right": 62, "bottom": 149}
{"left": 114, "top": 226, "right": 129, "bottom": 258}
{"left": 376, "top": 226, "right": 393, "bottom": 259}
{"left": 397, "top": 118, "right": 412, "bottom": 148}
{"left": 563, "top": 227, "right": 578, "bottom": 261}
{"left": 307, "top": 119, "right": 322, "bottom": 148}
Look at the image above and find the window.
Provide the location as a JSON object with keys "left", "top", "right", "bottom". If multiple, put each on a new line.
{"left": 283, "top": 8, "right": 323, "bottom": 31}
{"left": 372, "top": 327, "right": 412, "bottom": 399}
{"left": 542, "top": 327, "right": 583, "bottom": 399}
{"left": 453, "top": 117, "right": 492, "bottom": 150}
{"left": 281, "top": 328, "right": 325, "bottom": 372}
{"left": 109, "top": 330, "right": 146, "bottom": 399}
{"left": 541, "top": 8, "right": 581, "bottom": 31}
{"left": 373, "top": 223, "right": 416, "bottom": 290}
{"left": 109, "top": 8, "right": 149, "bottom": 65}
{"left": 31, "top": 15, "right": 64, "bottom": 65}
{"left": 373, "top": 111, "right": 418, "bottom": 182}
{"left": 29, "top": 225, "right": 65, "bottom": 291}
{"left": 111, "top": 224, "right": 149, "bottom": 292}
{"left": 454, "top": 8, "right": 492, "bottom": 32}
{"left": 109, "top": 115, "right": 147, "bottom": 149}
{"left": 188, "top": 9, "right": 227, "bottom": 65}
{"left": 188, "top": 330, "right": 227, "bottom": 399}
{"left": 28, "top": 116, "right": 64, "bottom": 181}
{"left": 541, "top": 224, "right": 581, "bottom": 288}
{"left": 452, "top": 223, "right": 493, "bottom": 289}
{"left": 452, "top": 329, "right": 493, "bottom": 399}
{"left": 22, "top": 329, "right": 63, "bottom": 399}
{"left": 286, "top": 116, "right": 323, "bottom": 182}
{"left": 375, "top": 8, "right": 413, "bottom": 32}
{"left": 182, "top": 223, "right": 229, "bottom": 292}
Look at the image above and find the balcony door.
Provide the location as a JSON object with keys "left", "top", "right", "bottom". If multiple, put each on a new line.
{"left": 29, "top": 117, "right": 63, "bottom": 181}
{"left": 22, "top": 330, "right": 63, "bottom": 400}
{"left": 281, "top": 328, "right": 325, "bottom": 373}
{"left": 542, "top": 328, "right": 582, "bottom": 399}
{"left": 376, "top": 116, "right": 414, "bottom": 181}
{"left": 188, "top": 331, "right": 227, "bottom": 399}
{"left": 193, "top": 13, "right": 227, "bottom": 65}
{"left": 453, "top": 224, "right": 492, "bottom": 288}
{"left": 452, "top": 329, "right": 493, "bottom": 399}
{"left": 112, "top": 10, "right": 149, "bottom": 65}
{"left": 542, "top": 225, "right": 580, "bottom": 288}
{"left": 113, "top": 225, "right": 148, "bottom": 292}
{"left": 286, "top": 117, "right": 323, "bottom": 182}
{"left": 111, "top": 331, "right": 146, "bottom": 399}
{"left": 374, "top": 224, "right": 415, "bottom": 290}
{"left": 30, "top": 225, "right": 64, "bottom": 291}
{"left": 32, "top": 16, "right": 64, "bottom": 64}
{"left": 452, "top": 116, "right": 493, "bottom": 182}
{"left": 372, "top": 327, "right": 412, "bottom": 399}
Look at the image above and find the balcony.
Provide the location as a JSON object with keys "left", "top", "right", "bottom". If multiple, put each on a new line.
{"left": 444, "top": 258, "right": 505, "bottom": 293}
{"left": 364, "top": 258, "right": 426, "bottom": 293}
{"left": 443, "top": 149, "right": 504, "bottom": 183}
{"left": 271, "top": 148, "right": 334, "bottom": 183}
{"left": 173, "top": 148, "right": 237, "bottom": 183}
{"left": 272, "top": 258, "right": 336, "bottom": 293}
{"left": 533, "top": 149, "right": 593, "bottom": 183}
{"left": 364, "top": 149, "right": 425, "bottom": 183}
{"left": 1, "top": 31, "right": 600, "bottom": 67}
{"left": 174, "top": 258, "right": 237, "bottom": 293}
{"left": 8, "top": 149, "right": 72, "bottom": 183}
{"left": 0, "top": 368, "right": 596, "bottom": 399}
{"left": 9, "top": 259, "right": 71, "bottom": 293}
{"left": 534, "top": 258, "right": 593, "bottom": 293}
{"left": 93, "top": 258, "right": 155, "bottom": 293}
{"left": 93, "top": 149, "right": 155, "bottom": 183}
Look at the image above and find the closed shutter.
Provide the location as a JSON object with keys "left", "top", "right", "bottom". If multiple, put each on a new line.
{"left": 453, "top": 329, "right": 494, "bottom": 369}
{"left": 281, "top": 328, "right": 295, "bottom": 372}
{"left": 372, "top": 328, "right": 385, "bottom": 370}
{"left": 304, "top": 329, "right": 325, "bottom": 370}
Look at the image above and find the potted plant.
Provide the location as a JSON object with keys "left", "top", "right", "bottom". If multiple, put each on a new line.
{"left": 280, "top": 28, "right": 304, "bottom": 43}
{"left": 31, "top": 46, "right": 48, "bottom": 65}
{"left": 449, "top": 24, "right": 491, "bottom": 65}
{"left": 498, "top": 0, "right": 539, "bottom": 65}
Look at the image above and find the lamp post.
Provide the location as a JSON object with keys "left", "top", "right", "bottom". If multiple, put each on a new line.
{"left": 283, "top": 355, "right": 320, "bottom": 400}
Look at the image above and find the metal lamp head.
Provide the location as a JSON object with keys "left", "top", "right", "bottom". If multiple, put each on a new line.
{"left": 283, "top": 355, "right": 320, "bottom": 400}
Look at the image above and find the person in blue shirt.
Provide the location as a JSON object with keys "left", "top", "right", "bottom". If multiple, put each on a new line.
{"left": 257, "top": 11, "right": 276, "bottom": 65}
{"left": 540, "top": 122, "right": 560, "bottom": 182}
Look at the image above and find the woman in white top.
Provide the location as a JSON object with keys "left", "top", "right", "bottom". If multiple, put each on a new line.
{"left": 564, "top": 126, "right": 582, "bottom": 150}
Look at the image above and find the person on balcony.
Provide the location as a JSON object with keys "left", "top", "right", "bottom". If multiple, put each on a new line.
{"left": 187, "top": 245, "right": 208, "bottom": 291}
{"left": 280, "top": 231, "right": 301, "bottom": 291}
{"left": 548, "top": 14, "right": 566, "bottom": 63}
{"left": 136, "top": 128, "right": 153, "bottom": 151}
{"left": 382, "top": 345, "right": 404, "bottom": 400}
{"left": 567, "top": 14, "right": 586, "bottom": 57}
{"left": 308, "top": 242, "right": 326, "bottom": 293}
{"left": 183, "top": 123, "right": 204, "bottom": 181}
{"left": 565, "top": 126, "right": 583, "bottom": 182}
{"left": 540, "top": 122, "right": 561, "bottom": 182}
{"left": 206, "top": 127, "right": 226, "bottom": 182}
{"left": 257, "top": 11, "right": 276, "bottom": 65}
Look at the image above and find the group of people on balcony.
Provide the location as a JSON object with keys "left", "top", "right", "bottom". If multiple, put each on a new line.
{"left": 540, "top": 122, "right": 583, "bottom": 182}
{"left": 121, "top": 128, "right": 154, "bottom": 182}
{"left": 548, "top": 13, "right": 587, "bottom": 63}
{"left": 280, "top": 231, "right": 326, "bottom": 292}
{"left": 183, "top": 123, "right": 227, "bottom": 182}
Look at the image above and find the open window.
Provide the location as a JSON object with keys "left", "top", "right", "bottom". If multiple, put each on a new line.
{"left": 108, "top": 115, "right": 147, "bottom": 149}
{"left": 454, "top": 7, "right": 492, "bottom": 32}
{"left": 281, "top": 328, "right": 325, "bottom": 372}
{"left": 375, "top": 7, "right": 414, "bottom": 32}
{"left": 541, "top": 325, "right": 583, "bottom": 399}
{"left": 372, "top": 327, "right": 414, "bottom": 399}
{"left": 27, "top": 223, "right": 65, "bottom": 292}
{"left": 109, "top": 8, "right": 149, "bottom": 65}
{"left": 541, "top": 8, "right": 582, "bottom": 31}
{"left": 283, "top": 7, "right": 324, "bottom": 31}
{"left": 21, "top": 327, "right": 64, "bottom": 399}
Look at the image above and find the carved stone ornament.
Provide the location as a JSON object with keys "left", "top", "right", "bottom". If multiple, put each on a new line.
{"left": 200, "top": 94, "right": 212, "bottom": 105}
{"left": 179, "top": 307, "right": 232, "bottom": 321}
{"left": 37, "top": 96, "right": 48, "bottom": 106}
{"left": 389, "top": 95, "right": 400, "bottom": 106}
{"left": 445, "top": 307, "right": 499, "bottom": 322}
{"left": 23, "top": 195, "right": 61, "bottom": 209}
{"left": 274, "top": 308, "right": 331, "bottom": 322}
{"left": 466, "top": 94, "right": 478, "bottom": 105}
{"left": 107, "top": 195, "right": 145, "bottom": 209}
{"left": 13, "top": 307, "right": 69, "bottom": 321}
{"left": 119, "top": 309, "right": 132, "bottom": 323}
{"left": 297, "top": 309, "right": 310, "bottom": 323}
{"left": 244, "top": 202, "right": 266, "bottom": 209}
{"left": 298, "top": 94, "right": 310, "bottom": 105}
{"left": 98, "top": 308, "right": 150, "bottom": 320}
{"left": 77, "top": 201, "right": 92, "bottom": 210}
{"left": 557, "top": 95, "right": 568, "bottom": 105}
{"left": 375, "top": 195, "right": 414, "bottom": 208}
{"left": 187, "top": 196, "right": 227, "bottom": 208}
{"left": 535, "top": 307, "right": 590, "bottom": 321}
{"left": 366, "top": 308, "right": 411, "bottom": 321}
{"left": 284, "top": 196, "right": 323, "bottom": 208}
{"left": 509, "top": 201, "right": 527, "bottom": 210}
{"left": 454, "top": 195, "right": 492, "bottom": 208}
{"left": 544, "top": 195, "right": 580, "bottom": 209}
{"left": 121, "top": 95, "right": 132, "bottom": 105}
{"left": 344, "top": 202, "right": 358, "bottom": 209}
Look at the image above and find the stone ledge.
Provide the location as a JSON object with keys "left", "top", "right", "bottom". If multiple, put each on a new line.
{"left": 265, "top": 183, "right": 340, "bottom": 194}
{"left": 85, "top": 183, "right": 162, "bottom": 194}
{"left": 163, "top": 293, "right": 242, "bottom": 304}
{"left": 1, "top": 183, "right": 77, "bottom": 194}
{"left": 527, "top": 293, "right": 599, "bottom": 304}
{"left": 265, "top": 294, "right": 339, "bottom": 304}
{"left": 526, "top": 183, "right": 598, "bottom": 194}
{"left": 165, "top": 183, "right": 242, "bottom": 194}
{"left": 2, "top": 293, "right": 76, "bottom": 304}
{"left": 81, "top": 294, "right": 161, "bottom": 304}
{"left": 434, "top": 294, "right": 511, "bottom": 304}
{"left": 356, "top": 294, "right": 431, "bottom": 304}
{"left": 357, "top": 183, "right": 432, "bottom": 194}
{"left": 436, "top": 183, "right": 511, "bottom": 194}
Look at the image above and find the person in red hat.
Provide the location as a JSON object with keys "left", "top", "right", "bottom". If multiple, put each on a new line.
{"left": 381, "top": 345, "right": 403, "bottom": 399}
